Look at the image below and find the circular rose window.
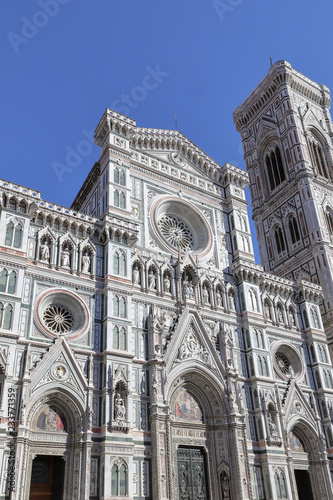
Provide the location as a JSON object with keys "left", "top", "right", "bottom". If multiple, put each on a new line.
{"left": 273, "top": 342, "right": 304, "bottom": 381}
{"left": 43, "top": 305, "right": 74, "bottom": 334}
{"left": 35, "top": 289, "right": 89, "bottom": 341}
{"left": 150, "top": 197, "right": 213, "bottom": 257}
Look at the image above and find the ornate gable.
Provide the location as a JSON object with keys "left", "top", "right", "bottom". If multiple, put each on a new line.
{"left": 29, "top": 338, "right": 88, "bottom": 403}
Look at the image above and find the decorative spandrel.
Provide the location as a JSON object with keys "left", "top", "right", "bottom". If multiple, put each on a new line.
{"left": 36, "top": 405, "right": 67, "bottom": 432}
{"left": 175, "top": 391, "right": 203, "bottom": 424}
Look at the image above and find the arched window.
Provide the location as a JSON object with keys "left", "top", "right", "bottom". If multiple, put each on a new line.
{"left": 19, "top": 201, "right": 26, "bottom": 213}
{"left": 112, "top": 326, "right": 119, "bottom": 349}
{"left": 310, "top": 307, "right": 320, "bottom": 329}
{"left": 114, "top": 190, "right": 119, "bottom": 207}
{"left": 113, "top": 296, "right": 126, "bottom": 318}
{"left": 9, "top": 199, "right": 16, "bottom": 210}
{"left": 54, "top": 219, "right": 60, "bottom": 230}
{"left": 5, "top": 222, "right": 14, "bottom": 246}
{"left": 262, "top": 357, "right": 268, "bottom": 376}
{"left": 37, "top": 214, "right": 44, "bottom": 226}
{"left": 114, "top": 167, "right": 120, "bottom": 184}
{"left": 119, "top": 327, "right": 126, "bottom": 350}
{"left": 274, "top": 471, "right": 287, "bottom": 499}
{"left": 119, "top": 192, "right": 126, "bottom": 209}
{"left": 274, "top": 227, "right": 285, "bottom": 254}
{"left": 114, "top": 252, "right": 126, "bottom": 277}
{"left": 113, "top": 324, "right": 126, "bottom": 347}
{"left": 308, "top": 135, "right": 332, "bottom": 180}
{"left": 2, "top": 304, "right": 13, "bottom": 330}
{"left": 326, "top": 211, "right": 333, "bottom": 236}
{"left": 113, "top": 296, "right": 119, "bottom": 317}
{"left": 119, "top": 297, "right": 126, "bottom": 318}
{"left": 0, "top": 270, "right": 7, "bottom": 292}
{"left": 265, "top": 146, "right": 285, "bottom": 191}
{"left": 7, "top": 272, "right": 16, "bottom": 294}
{"left": 288, "top": 216, "right": 300, "bottom": 244}
{"left": 13, "top": 225, "right": 22, "bottom": 248}
{"left": 258, "top": 356, "right": 263, "bottom": 376}
{"left": 111, "top": 462, "right": 127, "bottom": 496}
{"left": 0, "top": 303, "right": 3, "bottom": 325}
{"left": 78, "top": 226, "right": 84, "bottom": 238}
{"left": 119, "top": 253, "right": 126, "bottom": 276}
{"left": 113, "top": 253, "right": 119, "bottom": 274}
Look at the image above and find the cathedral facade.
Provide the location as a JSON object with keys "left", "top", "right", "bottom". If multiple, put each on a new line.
{"left": 0, "top": 61, "right": 332, "bottom": 500}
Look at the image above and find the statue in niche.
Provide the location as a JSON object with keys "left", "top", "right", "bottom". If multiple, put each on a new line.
{"left": 133, "top": 266, "right": 140, "bottom": 285}
{"left": 277, "top": 306, "right": 283, "bottom": 323}
{"left": 228, "top": 293, "right": 235, "bottom": 310}
{"left": 220, "top": 470, "right": 230, "bottom": 499}
{"left": 264, "top": 302, "right": 271, "bottom": 319}
{"left": 216, "top": 291, "right": 222, "bottom": 307}
{"left": 188, "top": 281, "right": 194, "bottom": 298}
{"left": 202, "top": 286, "right": 209, "bottom": 304}
{"left": 267, "top": 411, "right": 278, "bottom": 437}
{"left": 114, "top": 393, "right": 126, "bottom": 420}
{"left": 289, "top": 309, "right": 295, "bottom": 326}
{"left": 163, "top": 275, "right": 171, "bottom": 293}
{"left": 148, "top": 270, "right": 156, "bottom": 290}
{"left": 61, "top": 247, "right": 70, "bottom": 267}
{"left": 182, "top": 278, "right": 190, "bottom": 298}
{"left": 40, "top": 241, "right": 50, "bottom": 262}
{"left": 82, "top": 252, "right": 91, "bottom": 273}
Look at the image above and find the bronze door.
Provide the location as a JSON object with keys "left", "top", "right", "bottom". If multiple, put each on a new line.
{"left": 177, "top": 447, "right": 207, "bottom": 500}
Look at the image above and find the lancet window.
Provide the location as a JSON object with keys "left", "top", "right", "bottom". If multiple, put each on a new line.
{"left": 265, "top": 145, "right": 285, "bottom": 191}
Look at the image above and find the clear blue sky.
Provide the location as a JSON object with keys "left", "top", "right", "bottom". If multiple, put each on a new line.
{"left": 1, "top": 0, "right": 332, "bottom": 263}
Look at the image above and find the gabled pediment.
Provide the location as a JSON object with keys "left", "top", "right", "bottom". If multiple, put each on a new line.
{"left": 135, "top": 148, "right": 211, "bottom": 179}
{"left": 29, "top": 338, "right": 88, "bottom": 403}
{"left": 283, "top": 381, "right": 316, "bottom": 429}
{"left": 164, "top": 308, "right": 225, "bottom": 378}
{"left": 303, "top": 107, "right": 325, "bottom": 130}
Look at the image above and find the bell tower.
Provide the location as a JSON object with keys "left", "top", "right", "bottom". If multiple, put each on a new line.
{"left": 233, "top": 61, "right": 333, "bottom": 346}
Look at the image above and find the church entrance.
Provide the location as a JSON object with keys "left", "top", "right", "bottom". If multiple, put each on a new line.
{"left": 29, "top": 455, "right": 65, "bottom": 500}
{"left": 294, "top": 469, "right": 314, "bottom": 500}
{"left": 177, "top": 447, "right": 208, "bottom": 500}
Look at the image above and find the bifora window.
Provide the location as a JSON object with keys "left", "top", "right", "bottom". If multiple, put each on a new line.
{"left": 265, "top": 146, "right": 285, "bottom": 191}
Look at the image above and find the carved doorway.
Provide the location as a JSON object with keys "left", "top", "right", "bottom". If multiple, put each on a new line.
{"left": 29, "top": 455, "right": 65, "bottom": 499}
{"left": 294, "top": 470, "right": 314, "bottom": 500}
{"left": 177, "top": 447, "right": 208, "bottom": 500}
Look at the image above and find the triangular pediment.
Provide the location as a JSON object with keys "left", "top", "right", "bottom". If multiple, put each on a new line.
{"left": 29, "top": 338, "right": 88, "bottom": 403}
{"left": 137, "top": 148, "right": 210, "bottom": 179}
{"left": 164, "top": 308, "right": 225, "bottom": 378}
{"left": 283, "top": 381, "right": 317, "bottom": 429}
{"left": 303, "top": 107, "right": 325, "bottom": 130}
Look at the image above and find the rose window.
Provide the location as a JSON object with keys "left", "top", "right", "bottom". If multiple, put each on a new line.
{"left": 157, "top": 215, "right": 194, "bottom": 251}
{"left": 43, "top": 305, "right": 74, "bottom": 334}
{"left": 275, "top": 352, "right": 291, "bottom": 375}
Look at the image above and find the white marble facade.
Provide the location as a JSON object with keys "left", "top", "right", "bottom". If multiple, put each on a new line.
{"left": 0, "top": 62, "right": 332, "bottom": 500}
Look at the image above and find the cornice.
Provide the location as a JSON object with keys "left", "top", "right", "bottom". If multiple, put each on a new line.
{"left": 233, "top": 60, "right": 331, "bottom": 132}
